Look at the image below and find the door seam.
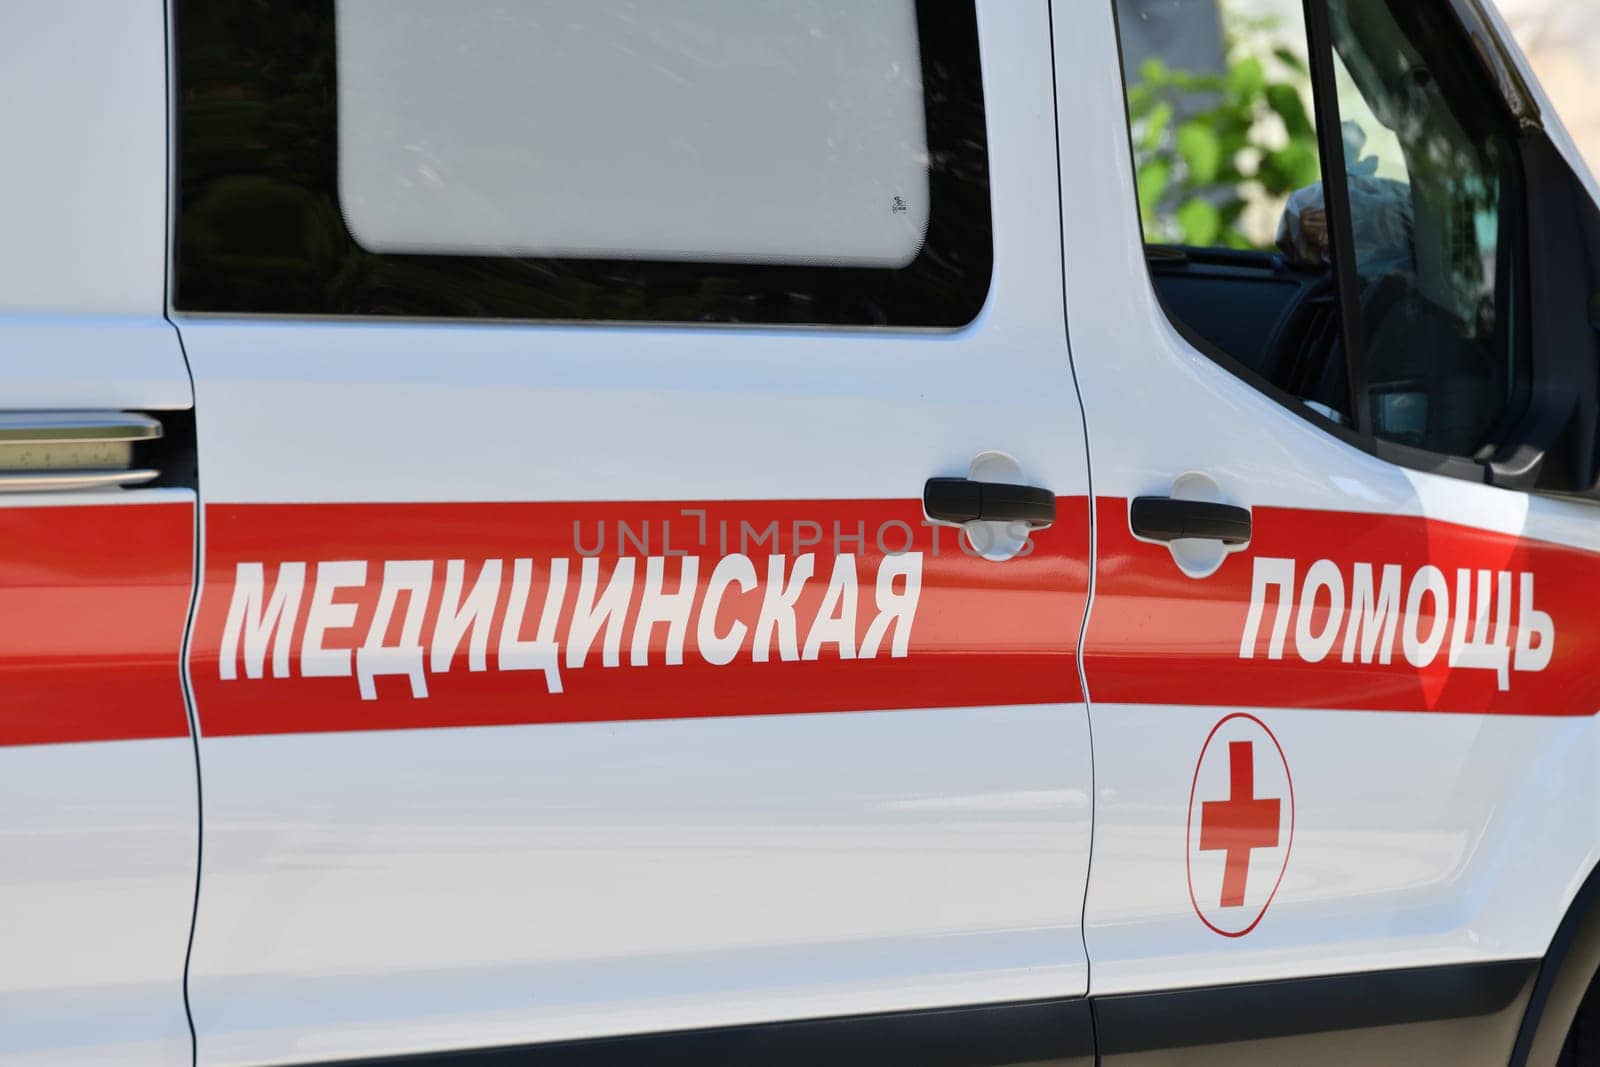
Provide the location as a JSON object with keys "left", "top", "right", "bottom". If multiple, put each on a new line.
{"left": 1044, "top": 0, "right": 1102, "bottom": 1015}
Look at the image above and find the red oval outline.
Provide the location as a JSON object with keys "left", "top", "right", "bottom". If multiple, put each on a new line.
{"left": 1184, "top": 712, "right": 1296, "bottom": 938}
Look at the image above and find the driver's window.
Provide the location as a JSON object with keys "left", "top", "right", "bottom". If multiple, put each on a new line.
{"left": 1325, "top": 0, "right": 1525, "bottom": 458}
{"left": 1115, "top": 0, "right": 1350, "bottom": 425}
{"left": 1114, "top": 0, "right": 1530, "bottom": 468}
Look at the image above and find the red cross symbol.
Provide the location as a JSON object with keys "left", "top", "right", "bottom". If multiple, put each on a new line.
{"left": 1198, "top": 741, "right": 1282, "bottom": 908}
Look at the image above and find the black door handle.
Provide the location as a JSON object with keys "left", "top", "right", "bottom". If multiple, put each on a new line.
{"left": 1130, "top": 497, "right": 1252, "bottom": 545}
{"left": 924, "top": 478, "right": 1056, "bottom": 528}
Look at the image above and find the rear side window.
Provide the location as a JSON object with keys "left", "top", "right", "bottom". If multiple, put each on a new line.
{"left": 175, "top": 1, "right": 992, "bottom": 327}
{"left": 337, "top": 1, "right": 930, "bottom": 269}
{"left": 1114, "top": 0, "right": 1528, "bottom": 466}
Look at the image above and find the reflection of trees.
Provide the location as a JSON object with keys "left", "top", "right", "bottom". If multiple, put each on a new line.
{"left": 1126, "top": 16, "right": 1322, "bottom": 250}
{"left": 1328, "top": 0, "right": 1510, "bottom": 335}
{"left": 176, "top": 1, "right": 994, "bottom": 326}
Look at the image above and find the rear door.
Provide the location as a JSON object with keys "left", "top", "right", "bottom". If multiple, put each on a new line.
{"left": 1061, "top": 0, "right": 1600, "bottom": 1060}
{"left": 171, "top": 2, "right": 1096, "bottom": 1063}
{"left": 1, "top": 3, "right": 198, "bottom": 1065}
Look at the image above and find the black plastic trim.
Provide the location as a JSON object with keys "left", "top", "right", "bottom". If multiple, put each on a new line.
{"left": 1129, "top": 497, "right": 1252, "bottom": 545}
{"left": 924, "top": 478, "right": 1057, "bottom": 528}
{"left": 286, "top": 999, "right": 1096, "bottom": 1067}
{"left": 1304, "top": 0, "right": 1373, "bottom": 438}
{"left": 1509, "top": 860, "right": 1600, "bottom": 1066}
{"left": 1095, "top": 959, "right": 1536, "bottom": 1056}
{"left": 1487, "top": 133, "right": 1583, "bottom": 492}
{"left": 275, "top": 962, "right": 1543, "bottom": 1066}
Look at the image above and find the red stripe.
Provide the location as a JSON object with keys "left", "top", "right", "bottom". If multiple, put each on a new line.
{"left": 191, "top": 499, "right": 1091, "bottom": 738}
{"left": 1087, "top": 497, "right": 1600, "bottom": 717}
{"left": 0, "top": 503, "right": 194, "bottom": 747}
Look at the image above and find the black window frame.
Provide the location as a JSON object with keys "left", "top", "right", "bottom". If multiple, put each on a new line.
{"left": 1108, "top": 0, "right": 1542, "bottom": 488}
{"left": 173, "top": 0, "right": 994, "bottom": 330}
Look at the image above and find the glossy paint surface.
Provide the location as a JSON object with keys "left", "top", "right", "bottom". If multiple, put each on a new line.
{"left": 0, "top": 493, "right": 198, "bottom": 1067}
{"left": 192, "top": 709, "right": 1090, "bottom": 1064}
{"left": 1090, "top": 498, "right": 1600, "bottom": 717}
{"left": 1053, "top": 0, "right": 1600, "bottom": 998}
{"left": 0, "top": 500, "right": 196, "bottom": 747}
{"left": 0, "top": 0, "right": 192, "bottom": 411}
{"left": 177, "top": 3, "right": 1096, "bottom": 1062}
{"left": 0, "top": 4, "right": 199, "bottom": 1064}
{"left": 190, "top": 497, "right": 1088, "bottom": 737}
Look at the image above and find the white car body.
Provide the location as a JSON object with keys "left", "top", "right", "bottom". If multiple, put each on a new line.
{"left": 1, "top": 1, "right": 1597, "bottom": 1065}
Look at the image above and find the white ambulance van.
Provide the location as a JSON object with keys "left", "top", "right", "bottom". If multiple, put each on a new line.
{"left": 4, "top": 0, "right": 1600, "bottom": 1063}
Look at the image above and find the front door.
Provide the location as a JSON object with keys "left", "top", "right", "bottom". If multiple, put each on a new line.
{"left": 1061, "top": 0, "right": 1600, "bottom": 1059}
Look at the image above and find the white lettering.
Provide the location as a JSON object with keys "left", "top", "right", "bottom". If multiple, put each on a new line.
{"left": 697, "top": 554, "right": 757, "bottom": 666}
{"left": 1515, "top": 572, "right": 1555, "bottom": 673}
{"left": 1403, "top": 565, "right": 1450, "bottom": 668}
{"left": 1239, "top": 557, "right": 1296, "bottom": 660}
{"left": 861, "top": 552, "right": 924, "bottom": 659}
{"left": 1295, "top": 559, "right": 1345, "bottom": 664}
{"left": 631, "top": 556, "right": 700, "bottom": 667}
{"left": 1448, "top": 569, "right": 1512, "bottom": 690}
{"left": 219, "top": 561, "right": 305, "bottom": 680}
{"left": 1341, "top": 562, "right": 1401, "bottom": 665}
{"left": 500, "top": 558, "right": 567, "bottom": 693}
{"left": 301, "top": 561, "right": 368, "bottom": 678}
{"left": 753, "top": 554, "right": 815, "bottom": 663}
{"left": 567, "top": 557, "right": 636, "bottom": 669}
{"left": 356, "top": 560, "right": 433, "bottom": 700}
{"left": 430, "top": 559, "right": 503, "bottom": 674}
{"left": 802, "top": 554, "right": 859, "bottom": 661}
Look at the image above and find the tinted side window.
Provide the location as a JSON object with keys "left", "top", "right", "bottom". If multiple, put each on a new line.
{"left": 1114, "top": 0, "right": 1531, "bottom": 467}
{"left": 1116, "top": 0, "right": 1352, "bottom": 426}
{"left": 1326, "top": 0, "right": 1527, "bottom": 457}
{"left": 175, "top": 1, "right": 992, "bottom": 327}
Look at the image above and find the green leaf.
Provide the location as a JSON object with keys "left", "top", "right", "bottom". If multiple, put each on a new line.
{"left": 1265, "top": 83, "right": 1315, "bottom": 140}
{"left": 1223, "top": 228, "right": 1255, "bottom": 250}
{"left": 1140, "top": 58, "right": 1169, "bottom": 84}
{"left": 1258, "top": 140, "right": 1322, "bottom": 194}
{"left": 1272, "top": 47, "right": 1309, "bottom": 75}
{"left": 1218, "top": 126, "right": 1253, "bottom": 161}
{"left": 1226, "top": 57, "right": 1265, "bottom": 100}
{"left": 1176, "top": 120, "right": 1224, "bottom": 184}
{"left": 1137, "top": 158, "right": 1172, "bottom": 217}
{"left": 1176, "top": 198, "right": 1223, "bottom": 246}
{"left": 1171, "top": 69, "right": 1224, "bottom": 93}
{"left": 1139, "top": 101, "right": 1174, "bottom": 152}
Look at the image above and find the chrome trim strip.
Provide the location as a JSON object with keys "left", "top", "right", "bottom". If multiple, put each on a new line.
{"left": 0, "top": 412, "right": 163, "bottom": 444}
{"left": 0, "top": 469, "right": 160, "bottom": 493}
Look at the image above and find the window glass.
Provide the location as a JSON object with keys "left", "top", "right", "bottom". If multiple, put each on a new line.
{"left": 1115, "top": 0, "right": 1530, "bottom": 465}
{"left": 176, "top": 0, "right": 991, "bottom": 326}
{"left": 1324, "top": 0, "right": 1524, "bottom": 457}
{"left": 336, "top": 0, "right": 930, "bottom": 268}
{"left": 1117, "top": 0, "right": 1351, "bottom": 424}
{"left": 1121, "top": 0, "right": 1321, "bottom": 253}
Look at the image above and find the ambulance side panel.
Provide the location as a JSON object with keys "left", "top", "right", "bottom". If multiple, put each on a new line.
{"left": 172, "top": 3, "right": 1097, "bottom": 1064}
{"left": 1055, "top": 0, "right": 1600, "bottom": 1058}
{"left": 0, "top": 3, "right": 199, "bottom": 1065}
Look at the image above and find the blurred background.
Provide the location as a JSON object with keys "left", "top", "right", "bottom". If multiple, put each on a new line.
{"left": 1497, "top": 0, "right": 1600, "bottom": 176}
{"left": 1114, "top": 0, "right": 1599, "bottom": 255}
